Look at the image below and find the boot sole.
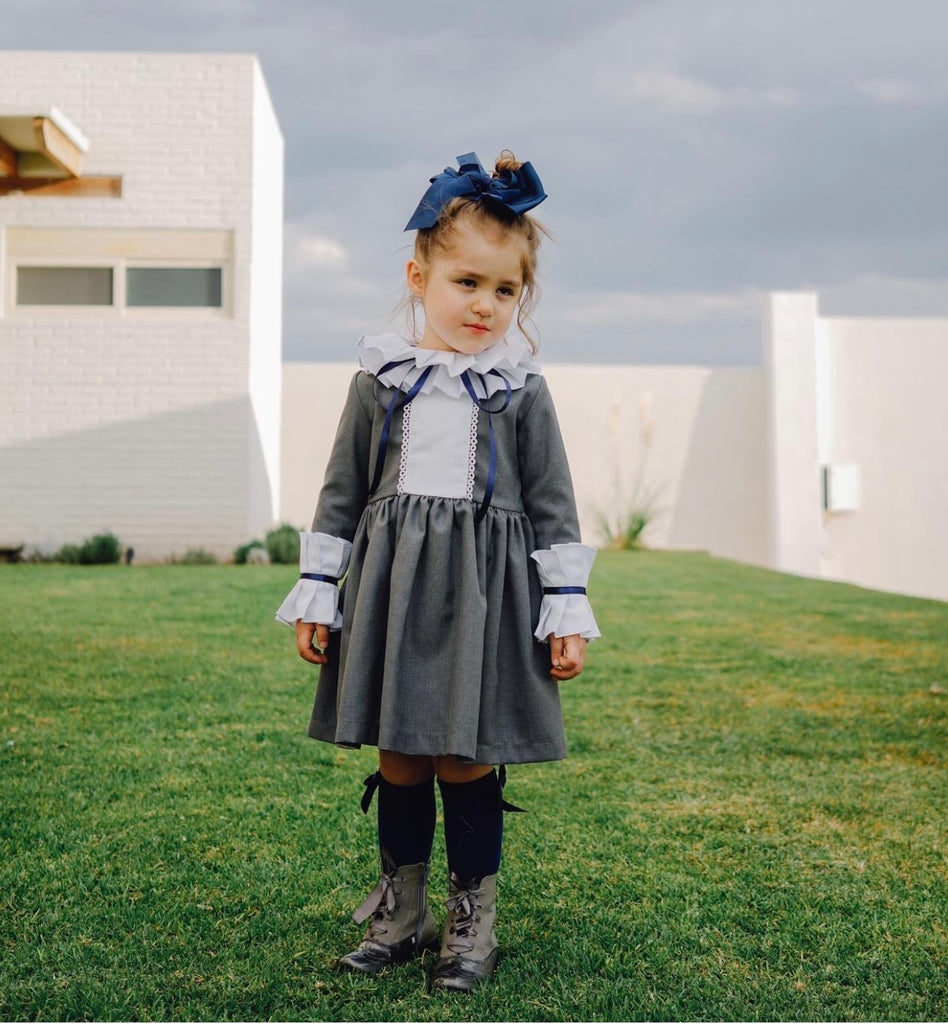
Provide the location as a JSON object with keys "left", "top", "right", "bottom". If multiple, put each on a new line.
{"left": 430, "top": 948, "right": 500, "bottom": 992}
{"left": 337, "top": 934, "right": 441, "bottom": 974}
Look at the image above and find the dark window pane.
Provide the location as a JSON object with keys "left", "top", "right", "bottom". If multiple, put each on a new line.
{"left": 126, "top": 267, "right": 222, "bottom": 307}
{"left": 17, "top": 266, "right": 113, "bottom": 306}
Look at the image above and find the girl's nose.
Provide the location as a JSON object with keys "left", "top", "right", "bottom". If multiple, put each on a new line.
{"left": 472, "top": 291, "right": 493, "bottom": 316}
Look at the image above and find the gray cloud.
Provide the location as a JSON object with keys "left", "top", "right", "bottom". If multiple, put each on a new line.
{"left": 4, "top": 0, "right": 948, "bottom": 363}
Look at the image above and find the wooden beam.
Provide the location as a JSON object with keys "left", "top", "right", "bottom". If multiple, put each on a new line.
{"left": 0, "top": 175, "right": 122, "bottom": 198}
{"left": 0, "top": 135, "right": 17, "bottom": 177}
{"left": 33, "top": 115, "right": 83, "bottom": 177}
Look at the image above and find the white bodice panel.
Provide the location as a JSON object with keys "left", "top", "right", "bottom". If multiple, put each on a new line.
{"left": 398, "top": 391, "right": 478, "bottom": 500}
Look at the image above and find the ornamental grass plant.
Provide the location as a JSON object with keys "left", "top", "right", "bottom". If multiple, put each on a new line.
{"left": 1, "top": 554, "right": 946, "bottom": 1022}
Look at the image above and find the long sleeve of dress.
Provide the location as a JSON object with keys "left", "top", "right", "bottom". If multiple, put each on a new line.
{"left": 310, "top": 372, "right": 374, "bottom": 541}
{"left": 275, "top": 372, "right": 372, "bottom": 629}
{"left": 517, "top": 376, "right": 600, "bottom": 641}
{"left": 517, "top": 376, "right": 582, "bottom": 550}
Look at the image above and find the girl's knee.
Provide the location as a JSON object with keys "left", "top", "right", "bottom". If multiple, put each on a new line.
{"left": 379, "top": 749, "right": 435, "bottom": 785}
{"left": 433, "top": 755, "right": 494, "bottom": 784}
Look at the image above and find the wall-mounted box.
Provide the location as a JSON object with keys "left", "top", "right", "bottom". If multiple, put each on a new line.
{"left": 822, "top": 463, "right": 861, "bottom": 513}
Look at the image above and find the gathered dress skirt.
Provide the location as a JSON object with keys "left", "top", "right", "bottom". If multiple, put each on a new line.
{"left": 308, "top": 492, "right": 567, "bottom": 765}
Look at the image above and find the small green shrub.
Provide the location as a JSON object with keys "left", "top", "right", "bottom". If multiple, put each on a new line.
{"left": 53, "top": 544, "right": 82, "bottom": 564}
{"left": 595, "top": 480, "right": 666, "bottom": 551}
{"left": 234, "top": 539, "right": 266, "bottom": 564}
{"left": 265, "top": 523, "right": 300, "bottom": 565}
{"left": 77, "top": 533, "right": 122, "bottom": 565}
{"left": 179, "top": 548, "right": 218, "bottom": 565}
{"left": 595, "top": 504, "right": 655, "bottom": 551}
{"left": 22, "top": 549, "right": 53, "bottom": 564}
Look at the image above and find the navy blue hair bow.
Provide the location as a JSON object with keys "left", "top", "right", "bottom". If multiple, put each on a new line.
{"left": 404, "top": 152, "right": 547, "bottom": 231}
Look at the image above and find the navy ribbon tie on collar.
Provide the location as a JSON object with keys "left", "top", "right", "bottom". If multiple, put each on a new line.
{"left": 367, "top": 360, "right": 513, "bottom": 524}
{"left": 367, "top": 360, "right": 433, "bottom": 498}
{"left": 461, "top": 369, "right": 512, "bottom": 525}
{"left": 405, "top": 152, "right": 548, "bottom": 231}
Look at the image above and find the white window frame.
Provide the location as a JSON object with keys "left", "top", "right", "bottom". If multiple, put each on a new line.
{"left": 9, "top": 258, "right": 230, "bottom": 317}
{"left": 12, "top": 259, "right": 117, "bottom": 311}
{"left": 122, "top": 260, "right": 230, "bottom": 317}
{"left": 3, "top": 228, "right": 233, "bottom": 318}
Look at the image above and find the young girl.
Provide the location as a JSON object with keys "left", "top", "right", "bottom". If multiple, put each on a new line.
{"left": 276, "top": 151, "right": 599, "bottom": 992}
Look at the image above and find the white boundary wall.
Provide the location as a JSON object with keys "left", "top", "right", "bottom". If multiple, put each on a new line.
{"left": 281, "top": 362, "right": 768, "bottom": 567}
{"left": 817, "top": 313, "right": 948, "bottom": 602}
{"left": 283, "top": 299, "right": 948, "bottom": 605}
{"left": 767, "top": 293, "right": 948, "bottom": 603}
{"left": 0, "top": 52, "right": 283, "bottom": 560}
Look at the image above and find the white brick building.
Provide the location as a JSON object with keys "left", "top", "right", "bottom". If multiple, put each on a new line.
{"left": 0, "top": 52, "right": 283, "bottom": 561}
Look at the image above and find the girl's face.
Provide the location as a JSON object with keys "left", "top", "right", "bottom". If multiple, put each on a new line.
{"left": 407, "top": 219, "right": 525, "bottom": 354}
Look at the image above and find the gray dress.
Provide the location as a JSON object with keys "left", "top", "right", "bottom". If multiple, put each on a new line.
{"left": 296, "top": 337, "right": 597, "bottom": 765}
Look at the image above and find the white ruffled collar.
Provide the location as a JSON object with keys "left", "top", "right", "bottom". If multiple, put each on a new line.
{"left": 358, "top": 332, "right": 541, "bottom": 399}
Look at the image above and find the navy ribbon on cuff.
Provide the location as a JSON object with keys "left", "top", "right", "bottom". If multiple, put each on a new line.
{"left": 542, "top": 586, "right": 587, "bottom": 595}
{"left": 300, "top": 572, "right": 339, "bottom": 585}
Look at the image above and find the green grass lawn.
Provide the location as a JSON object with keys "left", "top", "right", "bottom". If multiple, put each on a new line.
{"left": 1, "top": 552, "right": 946, "bottom": 1022}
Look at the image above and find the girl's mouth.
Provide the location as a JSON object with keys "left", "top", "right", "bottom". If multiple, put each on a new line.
{"left": 464, "top": 323, "right": 489, "bottom": 333}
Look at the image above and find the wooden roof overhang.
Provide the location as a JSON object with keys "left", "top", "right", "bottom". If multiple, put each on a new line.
{"left": 0, "top": 108, "right": 121, "bottom": 197}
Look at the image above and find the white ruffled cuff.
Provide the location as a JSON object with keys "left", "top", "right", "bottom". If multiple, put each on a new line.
{"left": 531, "top": 542, "right": 601, "bottom": 642}
{"left": 275, "top": 532, "right": 352, "bottom": 629}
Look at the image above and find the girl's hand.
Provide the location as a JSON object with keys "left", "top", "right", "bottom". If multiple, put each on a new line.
{"left": 296, "top": 620, "right": 330, "bottom": 665}
{"left": 548, "top": 633, "right": 586, "bottom": 681}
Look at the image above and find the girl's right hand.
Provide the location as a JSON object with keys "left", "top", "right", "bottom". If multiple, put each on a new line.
{"left": 548, "top": 633, "right": 586, "bottom": 681}
{"left": 296, "top": 620, "right": 330, "bottom": 665}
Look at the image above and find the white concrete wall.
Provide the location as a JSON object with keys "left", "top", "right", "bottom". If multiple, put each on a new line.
{"left": 280, "top": 363, "right": 356, "bottom": 536}
{"left": 283, "top": 305, "right": 948, "bottom": 607}
{"left": 764, "top": 293, "right": 823, "bottom": 577}
{"left": 247, "top": 60, "right": 285, "bottom": 529}
{"left": 280, "top": 360, "right": 768, "bottom": 567}
{"left": 818, "top": 315, "right": 948, "bottom": 602}
{"left": 0, "top": 52, "right": 282, "bottom": 560}
{"left": 766, "top": 293, "right": 948, "bottom": 604}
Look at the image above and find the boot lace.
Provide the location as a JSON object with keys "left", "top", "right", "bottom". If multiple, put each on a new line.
{"left": 352, "top": 871, "right": 401, "bottom": 941}
{"left": 444, "top": 873, "right": 484, "bottom": 955}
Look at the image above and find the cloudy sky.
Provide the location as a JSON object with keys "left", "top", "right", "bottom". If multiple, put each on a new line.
{"left": 6, "top": 0, "right": 948, "bottom": 363}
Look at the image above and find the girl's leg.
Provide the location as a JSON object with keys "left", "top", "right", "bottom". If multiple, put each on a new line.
{"left": 377, "top": 750, "right": 437, "bottom": 868}
{"left": 379, "top": 749, "right": 436, "bottom": 785}
{"left": 432, "top": 756, "right": 494, "bottom": 783}
{"left": 338, "top": 750, "right": 439, "bottom": 973}
{"left": 434, "top": 757, "right": 501, "bottom": 882}
{"left": 431, "top": 756, "right": 504, "bottom": 991}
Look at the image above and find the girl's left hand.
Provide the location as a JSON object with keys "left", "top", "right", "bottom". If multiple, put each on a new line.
{"left": 548, "top": 633, "right": 586, "bottom": 681}
{"left": 296, "top": 620, "right": 330, "bottom": 665}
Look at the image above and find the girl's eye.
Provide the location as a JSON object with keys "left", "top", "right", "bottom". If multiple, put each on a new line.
{"left": 498, "top": 286, "right": 517, "bottom": 297}
{"left": 457, "top": 278, "right": 476, "bottom": 288}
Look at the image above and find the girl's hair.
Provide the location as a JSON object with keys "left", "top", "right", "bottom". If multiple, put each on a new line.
{"left": 406, "top": 150, "right": 550, "bottom": 351}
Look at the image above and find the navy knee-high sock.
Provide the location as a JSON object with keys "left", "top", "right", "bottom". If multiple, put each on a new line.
{"left": 376, "top": 774, "right": 437, "bottom": 870}
{"left": 438, "top": 770, "right": 504, "bottom": 883}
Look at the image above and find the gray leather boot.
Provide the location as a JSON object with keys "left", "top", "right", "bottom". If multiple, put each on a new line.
{"left": 338, "top": 860, "right": 439, "bottom": 973}
{"left": 430, "top": 872, "right": 499, "bottom": 991}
